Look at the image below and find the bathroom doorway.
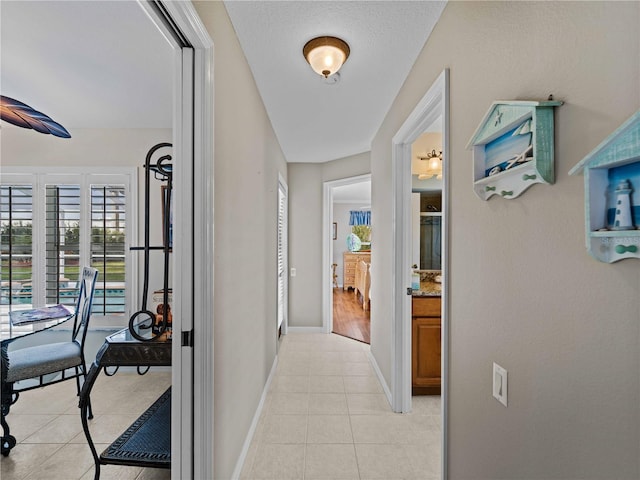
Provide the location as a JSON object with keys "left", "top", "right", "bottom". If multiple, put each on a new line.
{"left": 392, "top": 69, "right": 449, "bottom": 479}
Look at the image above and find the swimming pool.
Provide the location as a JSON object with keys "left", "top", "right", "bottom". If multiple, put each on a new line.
{"left": 1, "top": 285, "right": 126, "bottom": 314}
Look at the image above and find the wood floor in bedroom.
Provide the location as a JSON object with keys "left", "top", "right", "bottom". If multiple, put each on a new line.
{"left": 332, "top": 288, "right": 370, "bottom": 344}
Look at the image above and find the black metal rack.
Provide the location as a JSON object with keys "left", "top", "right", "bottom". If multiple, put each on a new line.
{"left": 79, "top": 328, "right": 172, "bottom": 479}
{"left": 128, "top": 143, "right": 173, "bottom": 342}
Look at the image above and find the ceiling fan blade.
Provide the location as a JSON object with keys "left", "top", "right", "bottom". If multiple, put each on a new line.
{"left": 0, "top": 95, "right": 71, "bottom": 138}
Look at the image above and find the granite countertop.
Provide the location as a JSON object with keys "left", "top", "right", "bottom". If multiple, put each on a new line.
{"left": 411, "top": 270, "right": 442, "bottom": 297}
{"left": 412, "top": 281, "right": 442, "bottom": 297}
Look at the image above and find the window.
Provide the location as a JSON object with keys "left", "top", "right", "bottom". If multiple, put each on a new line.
{"left": 351, "top": 225, "right": 371, "bottom": 242}
{"left": 45, "top": 184, "right": 81, "bottom": 309}
{"left": 90, "top": 185, "right": 126, "bottom": 315}
{"left": 348, "top": 210, "right": 371, "bottom": 250}
{"left": 1, "top": 169, "right": 135, "bottom": 332}
{"left": 0, "top": 185, "right": 34, "bottom": 299}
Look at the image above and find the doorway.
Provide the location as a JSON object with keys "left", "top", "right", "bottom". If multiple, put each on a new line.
{"left": 322, "top": 174, "right": 371, "bottom": 343}
{"left": 391, "top": 69, "right": 449, "bottom": 478}
{"left": 142, "top": 2, "right": 214, "bottom": 479}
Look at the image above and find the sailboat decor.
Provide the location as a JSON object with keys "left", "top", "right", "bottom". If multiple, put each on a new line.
{"left": 467, "top": 99, "right": 562, "bottom": 200}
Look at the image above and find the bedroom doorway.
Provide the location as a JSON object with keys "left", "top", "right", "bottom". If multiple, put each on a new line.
{"left": 322, "top": 174, "right": 371, "bottom": 343}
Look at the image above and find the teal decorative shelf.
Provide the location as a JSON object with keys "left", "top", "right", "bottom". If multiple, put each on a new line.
{"left": 569, "top": 110, "right": 640, "bottom": 263}
{"left": 467, "top": 100, "right": 563, "bottom": 200}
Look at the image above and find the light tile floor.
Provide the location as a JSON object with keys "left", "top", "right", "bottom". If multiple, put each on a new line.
{"left": 0, "top": 370, "right": 171, "bottom": 480}
{"left": 1, "top": 333, "right": 441, "bottom": 480}
{"left": 240, "top": 333, "right": 441, "bottom": 480}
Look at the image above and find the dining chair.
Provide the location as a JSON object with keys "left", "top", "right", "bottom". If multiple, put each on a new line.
{"left": 1, "top": 266, "right": 98, "bottom": 456}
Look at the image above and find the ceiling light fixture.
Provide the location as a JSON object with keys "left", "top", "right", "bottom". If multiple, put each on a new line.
{"left": 303, "top": 36, "right": 350, "bottom": 78}
{"left": 417, "top": 149, "right": 443, "bottom": 180}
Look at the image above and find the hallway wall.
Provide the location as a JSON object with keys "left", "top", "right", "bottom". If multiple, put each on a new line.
{"left": 370, "top": 2, "right": 640, "bottom": 478}
{"left": 193, "top": 3, "right": 288, "bottom": 478}
{"left": 288, "top": 152, "right": 370, "bottom": 327}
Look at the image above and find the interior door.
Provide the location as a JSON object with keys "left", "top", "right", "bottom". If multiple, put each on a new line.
{"left": 172, "top": 45, "right": 195, "bottom": 480}
{"left": 139, "top": 3, "right": 197, "bottom": 478}
{"left": 277, "top": 176, "right": 288, "bottom": 337}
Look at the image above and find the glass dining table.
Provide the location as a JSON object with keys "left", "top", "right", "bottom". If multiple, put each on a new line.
{"left": 1, "top": 307, "right": 74, "bottom": 456}
{"left": 1, "top": 311, "right": 72, "bottom": 342}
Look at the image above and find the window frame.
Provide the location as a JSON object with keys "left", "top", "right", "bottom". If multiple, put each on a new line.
{"left": 1, "top": 167, "right": 137, "bottom": 328}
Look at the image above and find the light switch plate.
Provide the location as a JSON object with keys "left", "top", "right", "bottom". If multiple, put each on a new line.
{"left": 290, "top": 267, "right": 296, "bottom": 277}
{"left": 493, "top": 362, "right": 508, "bottom": 407}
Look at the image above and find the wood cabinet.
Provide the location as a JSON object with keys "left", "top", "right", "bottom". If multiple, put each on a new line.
{"left": 342, "top": 252, "right": 370, "bottom": 290}
{"left": 412, "top": 296, "right": 441, "bottom": 395}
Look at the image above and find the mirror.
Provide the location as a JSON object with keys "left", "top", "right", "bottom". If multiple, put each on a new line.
{"left": 418, "top": 192, "right": 441, "bottom": 270}
{"left": 411, "top": 128, "right": 443, "bottom": 271}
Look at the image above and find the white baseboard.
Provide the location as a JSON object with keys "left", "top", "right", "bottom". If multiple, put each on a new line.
{"left": 368, "top": 350, "right": 392, "bottom": 406}
{"left": 286, "top": 326, "right": 325, "bottom": 333}
{"left": 231, "top": 355, "right": 279, "bottom": 480}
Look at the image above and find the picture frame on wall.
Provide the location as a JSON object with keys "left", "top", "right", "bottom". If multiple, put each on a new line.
{"left": 332, "top": 222, "right": 337, "bottom": 240}
{"left": 161, "top": 185, "right": 173, "bottom": 250}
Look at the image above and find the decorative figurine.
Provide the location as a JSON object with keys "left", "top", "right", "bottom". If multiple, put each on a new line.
{"left": 346, "top": 233, "right": 361, "bottom": 252}
{"left": 154, "top": 303, "right": 173, "bottom": 341}
{"left": 611, "top": 179, "right": 635, "bottom": 230}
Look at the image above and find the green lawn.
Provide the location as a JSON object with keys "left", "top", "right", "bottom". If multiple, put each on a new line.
{"left": 1, "top": 261, "right": 125, "bottom": 282}
{"left": 0, "top": 264, "right": 32, "bottom": 282}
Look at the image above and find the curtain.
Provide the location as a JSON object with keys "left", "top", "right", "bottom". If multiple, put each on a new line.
{"left": 349, "top": 210, "right": 371, "bottom": 226}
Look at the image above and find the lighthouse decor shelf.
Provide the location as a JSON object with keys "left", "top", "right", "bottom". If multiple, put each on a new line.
{"left": 467, "top": 100, "right": 563, "bottom": 200}
{"left": 569, "top": 110, "right": 640, "bottom": 263}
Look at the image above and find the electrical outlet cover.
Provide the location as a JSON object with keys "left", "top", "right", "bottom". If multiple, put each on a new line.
{"left": 493, "top": 362, "right": 508, "bottom": 407}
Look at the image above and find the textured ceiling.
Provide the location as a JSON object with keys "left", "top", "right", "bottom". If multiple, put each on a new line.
{"left": 0, "top": 1, "right": 172, "bottom": 131}
{"left": 224, "top": 1, "right": 446, "bottom": 163}
{"left": 1, "top": 1, "right": 445, "bottom": 165}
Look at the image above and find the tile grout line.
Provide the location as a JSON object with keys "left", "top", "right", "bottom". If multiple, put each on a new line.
{"left": 345, "top": 373, "right": 363, "bottom": 480}
{"left": 302, "top": 375, "right": 309, "bottom": 480}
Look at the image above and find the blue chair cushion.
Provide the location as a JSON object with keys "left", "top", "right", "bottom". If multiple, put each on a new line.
{"left": 6, "top": 341, "right": 82, "bottom": 383}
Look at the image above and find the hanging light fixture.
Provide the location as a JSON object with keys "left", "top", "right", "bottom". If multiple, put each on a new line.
{"left": 417, "top": 149, "right": 443, "bottom": 180}
{"left": 303, "top": 36, "right": 350, "bottom": 78}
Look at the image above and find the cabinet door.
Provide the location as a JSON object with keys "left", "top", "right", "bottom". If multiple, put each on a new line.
{"left": 412, "top": 317, "right": 441, "bottom": 389}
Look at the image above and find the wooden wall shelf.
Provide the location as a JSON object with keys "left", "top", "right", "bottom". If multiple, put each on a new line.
{"left": 467, "top": 100, "right": 563, "bottom": 200}
{"left": 570, "top": 110, "right": 640, "bottom": 263}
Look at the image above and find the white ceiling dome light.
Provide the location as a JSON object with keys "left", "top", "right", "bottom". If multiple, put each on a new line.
{"left": 303, "top": 36, "right": 350, "bottom": 78}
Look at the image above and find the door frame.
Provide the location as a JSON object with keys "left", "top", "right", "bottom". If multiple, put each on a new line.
{"left": 277, "top": 174, "right": 289, "bottom": 337}
{"left": 140, "top": 2, "right": 214, "bottom": 479}
{"left": 391, "top": 69, "right": 449, "bottom": 478}
{"left": 322, "top": 173, "right": 372, "bottom": 334}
